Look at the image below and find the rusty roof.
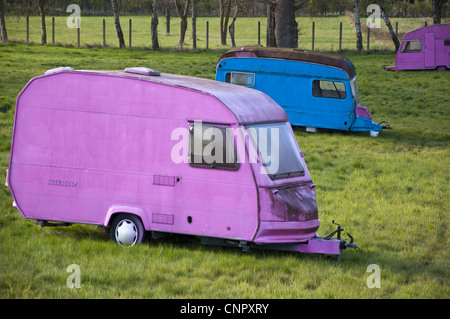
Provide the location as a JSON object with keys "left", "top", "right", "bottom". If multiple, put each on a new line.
{"left": 218, "top": 46, "right": 356, "bottom": 78}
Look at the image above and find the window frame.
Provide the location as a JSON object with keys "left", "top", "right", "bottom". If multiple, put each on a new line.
{"left": 188, "top": 123, "right": 240, "bottom": 171}
{"left": 225, "top": 72, "right": 256, "bottom": 88}
{"left": 400, "top": 40, "right": 422, "bottom": 53}
{"left": 246, "top": 122, "right": 305, "bottom": 180}
{"left": 312, "top": 79, "right": 348, "bottom": 100}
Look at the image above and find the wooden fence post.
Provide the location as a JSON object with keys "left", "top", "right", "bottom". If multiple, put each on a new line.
{"left": 77, "top": 18, "right": 80, "bottom": 48}
{"left": 206, "top": 21, "right": 209, "bottom": 50}
{"left": 312, "top": 21, "right": 315, "bottom": 51}
{"left": 258, "top": 21, "right": 260, "bottom": 45}
{"left": 26, "top": 16, "right": 29, "bottom": 44}
{"left": 367, "top": 25, "right": 370, "bottom": 51}
{"left": 129, "top": 19, "right": 132, "bottom": 48}
{"left": 395, "top": 21, "right": 398, "bottom": 37}
{"left": 52, "top": 17, "right": 55, "bottom": 44}
{"left": 103, "top": 19, "right": 106, "bottom": 48}
{"left": 339, "top": 22, "right": 342, "bottom": 52}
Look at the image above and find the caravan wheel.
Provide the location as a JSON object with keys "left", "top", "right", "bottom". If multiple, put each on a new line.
{"left": 110, "top": 214, "right": 146, "bottom": 247}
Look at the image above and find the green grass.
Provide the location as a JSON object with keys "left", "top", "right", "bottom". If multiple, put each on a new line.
{"left": 0, "top": 38, "right": 449, "bottom": 298}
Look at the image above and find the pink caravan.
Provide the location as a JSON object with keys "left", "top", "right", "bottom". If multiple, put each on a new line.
{"left": 6, "top": 67, "right": 356, "bottom": 258}
{"left": 386, "top": 24, "right": 450, "bottom": 71}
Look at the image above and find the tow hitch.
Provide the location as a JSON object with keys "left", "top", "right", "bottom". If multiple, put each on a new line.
{"left": 378, "top": 121, "right": 392, "bottom": 130}
{"left": 201, "top": 220, "right": 357, "bottom": 259}
{"left": 324, "top": 220, "right": 357, "bottom": 250}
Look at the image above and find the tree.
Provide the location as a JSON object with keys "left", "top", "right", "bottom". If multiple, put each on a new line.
{"left": 151, "top": 0, "right": 160, "bottom": 50}
{"left": 228, "top": 0, "right": 239, "bottom": 48}
{"left": 266, "top": 0, "right": 276, "bottom": 47}
{"left": 379, "top": 1, "right": 400, "bottom": 51}
{"left": 192, "top": 0, "right": 198, "bottom": 49}
{"left": 174, "top": 0, "right": 189, "bottom": 46}
{"left": 0, "top": 0, "right": 8, "bottom": 43}
{"left": 219, "top": 0, "right": 232, "bottom": 45}
{"left": 432, "top": 0, "right": 445, "bottom": 24}
{"left": 354, "top": 0, "right": 363, "bottom": 52}
{"left": 37, "top": 0, "right": 47, "bottom": 45}
{"left": 274, "top": 0, "right": 298, "bottom": 48}
{"left": 111, "top": 0, "right": 126, "bottom": 48}
{"left": 266, "top": 0, "right": 307, "bottom": 48}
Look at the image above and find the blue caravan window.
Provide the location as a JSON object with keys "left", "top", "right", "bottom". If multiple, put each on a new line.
{"left": 225, "top": 72, "right": 255, "bottom": 87}
{"left": 312, "top": 80, "right": 347, "bottom": 99}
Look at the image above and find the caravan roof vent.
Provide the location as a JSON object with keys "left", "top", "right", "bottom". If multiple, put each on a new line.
{"left": 45, "top": 67, "right": 74, "bottom": 75}
{"left": 124, "top": 67, "right": 160, "bottom": 76}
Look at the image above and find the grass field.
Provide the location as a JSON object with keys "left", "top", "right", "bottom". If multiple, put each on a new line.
{"left": 4, "top": 15, "right": 449, "bottom": 51}
{"left": 0, "top": 20, "right": 449, "bottom": 299}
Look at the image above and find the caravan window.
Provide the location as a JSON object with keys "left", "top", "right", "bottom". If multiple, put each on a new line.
{"left": 225, "top": 72, "right": 255, "bottom": 87}
{"left": 401, "top": 40, "right": 421, "bottom": 53}
{"left": 246, "top": 122, "right": 305, "bottom": 180}
{"left": 312, "top": 80, "right": 347, "bottom": 99}
{"left": 189, "top": 123, "right": 238, "bottom": 170}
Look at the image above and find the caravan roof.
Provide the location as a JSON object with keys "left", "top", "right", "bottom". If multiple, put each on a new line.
{"left": 22, "top": 68, "right": 288, "bottom": 125}
{"left": 218, "top": 46, "right": 357, "bottom": 79}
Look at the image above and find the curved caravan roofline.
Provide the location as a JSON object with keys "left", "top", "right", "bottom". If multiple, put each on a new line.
{"left": 218, "top": 46, "right": 357, "bottom": 79}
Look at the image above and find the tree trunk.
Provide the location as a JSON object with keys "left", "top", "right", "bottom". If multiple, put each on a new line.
{"left": 0, "top": 0, "right": 8, "bottom": 43}
{"left": 219, "top": 0, "right": 232, "bottom": 45}
{"left": 275, "top": 0, "right": 298, "bottom": 48}
{"left": 266, "top": 0, "right": 276, "bottom": 47}
{"left": 432, "top": 0, "right": 444, "bottom": 24}
{"left": 228, "top": 0, "right": 239, "bottom": 48}
{"left": 111, "top": 0, "right": 126, "bottom": 48}
{"left": 354, "top": 0, "right": 363, "bottom": 53}
{"left": 380, "top": 4, "right": 400, "bottom": 52}
{"left": 151, "top": 0, "right": 159, "bottom": 50}
{"left": 38, "top": 0, "right": 47, "bottom": 45}
{"left": 192, "top": 0, "right": 197, "bottom": 49}
{"left": 174, "top": 0, "right": 189, "bottom": 45}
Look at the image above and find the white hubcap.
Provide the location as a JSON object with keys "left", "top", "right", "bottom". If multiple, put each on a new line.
{"left": 115, "top": 219, "right": 138, "bottom": 247}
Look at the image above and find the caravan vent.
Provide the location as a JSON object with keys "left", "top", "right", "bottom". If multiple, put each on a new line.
{"left": 45, "top": 67, "right": 73, "bottom": 75}
{"left": 124, "top": 67, "right": 160, "bottom": 76}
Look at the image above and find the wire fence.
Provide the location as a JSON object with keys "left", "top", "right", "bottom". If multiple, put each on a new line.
{"left": 3, "top": 15, "right": 442, "bottom": 52}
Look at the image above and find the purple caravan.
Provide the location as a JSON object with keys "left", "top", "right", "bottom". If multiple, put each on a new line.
{"left": 6, "top": 67, "right": 355, "bottom": 258}
{"left": 386, "top": 24, "right": 450, "bottom": 71}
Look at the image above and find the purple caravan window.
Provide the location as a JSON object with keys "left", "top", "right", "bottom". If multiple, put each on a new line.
{"left": 401, "top": 40, "right": 421, "bottom": 53}
{"left": 247, "top": 122, "right": 305, "bottom": 180}
{"left": 189, "top": 123, "right": 238, "bottom": 170}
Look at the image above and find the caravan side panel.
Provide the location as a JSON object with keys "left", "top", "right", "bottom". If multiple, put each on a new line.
{"left": 9, "top": 72, "right": 259, "bottom": 241}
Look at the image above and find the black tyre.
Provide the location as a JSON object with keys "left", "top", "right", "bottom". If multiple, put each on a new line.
{"left": 110, "top": 214, "right": 146, "bottom": 247}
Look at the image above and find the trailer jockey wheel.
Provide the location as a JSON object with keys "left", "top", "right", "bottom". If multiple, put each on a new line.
{"left": 110, "top": 214, "right": 146, "bottom": 247}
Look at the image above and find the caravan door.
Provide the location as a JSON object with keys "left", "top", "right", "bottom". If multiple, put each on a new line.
{"left": 424, "top": 32, "right": 436, "bottom": 68}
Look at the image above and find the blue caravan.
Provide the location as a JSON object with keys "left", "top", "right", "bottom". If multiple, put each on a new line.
{"left": 216, "top": 46, "right": 389, "bottom": 134}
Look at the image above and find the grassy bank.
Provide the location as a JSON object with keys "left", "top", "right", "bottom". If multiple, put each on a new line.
{"left": 0, "top": 43, "right": 448, "bottom": 298}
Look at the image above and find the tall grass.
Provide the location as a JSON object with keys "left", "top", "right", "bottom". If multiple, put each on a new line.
{"left": 0, "top": 40, "right": 448, "bottom": 298}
